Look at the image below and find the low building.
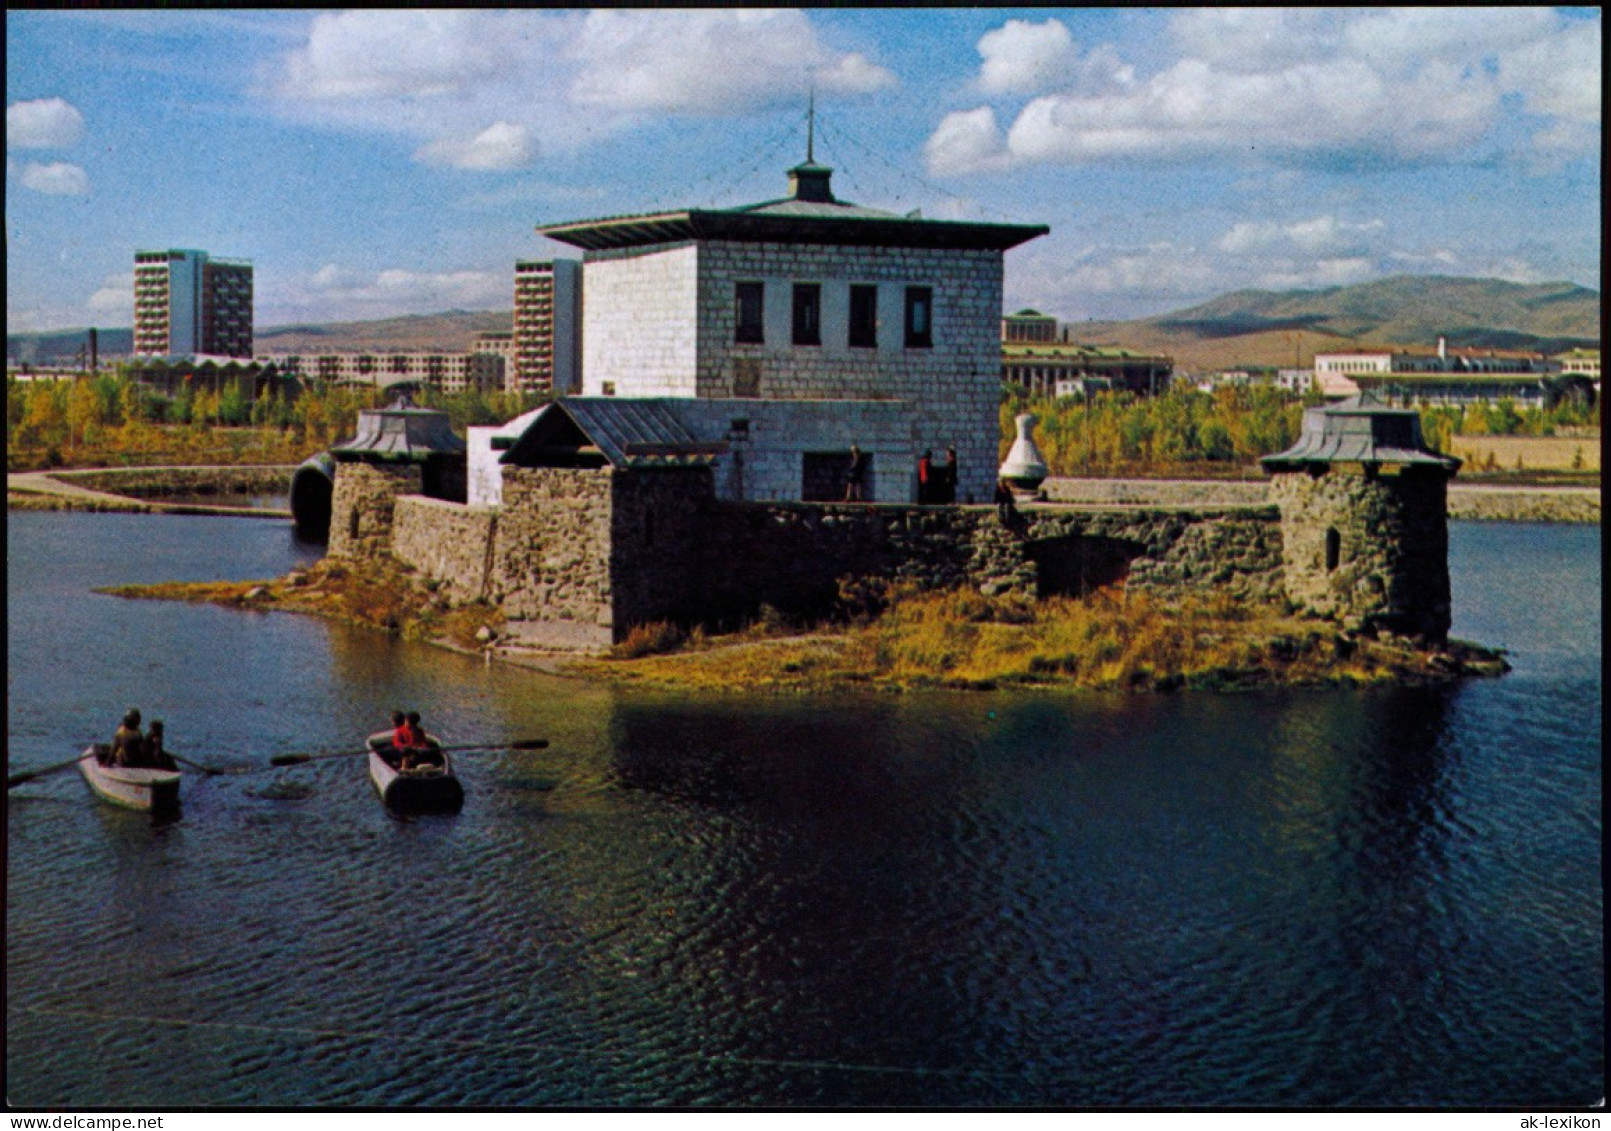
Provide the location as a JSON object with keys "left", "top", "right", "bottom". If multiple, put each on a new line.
{"left": 1553, "top": 347, "right": 1600, "bottom": 383}
{"left": 1315, "top": 338, "right": 1562, "bottom": 405}
{"left": 259, "top": 350, "right": 504, "bottom": 394}
{"left": 1003, "top": 340, "right": 1172, "bottom": 397}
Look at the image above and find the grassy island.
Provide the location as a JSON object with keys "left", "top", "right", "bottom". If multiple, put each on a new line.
{"left": 101, "top": 559, "right": 1510, "bottom": 695}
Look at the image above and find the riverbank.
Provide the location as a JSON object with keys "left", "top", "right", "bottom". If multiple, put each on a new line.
{"left": 8, "top": 465, "right": 294, "bottom": 517}
{"left": 100, "top": 557, "right": 1510, "bottom": 695}
{"left": 1042, "top": 477, "right": 1601, "bottom": 524}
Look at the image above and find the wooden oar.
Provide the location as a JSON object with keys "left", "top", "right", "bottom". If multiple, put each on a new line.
{"left": 166, "top": 752, "right": 242, "bottom": 777}
{"left": 269, "top": 738, "right": 549, "bottom": 768}
{"left": 8, "top": 751, "right": 92, "bottom": 789}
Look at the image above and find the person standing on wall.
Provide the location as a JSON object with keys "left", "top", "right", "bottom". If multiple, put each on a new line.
{"left": 940, "top": 446, "right": 958, "bottom": 504}
{"left": 845, "top": 445, "right": 868, "bottom": 502}
{"left": 918, "top": 449, "right": 933, "bottom": 504}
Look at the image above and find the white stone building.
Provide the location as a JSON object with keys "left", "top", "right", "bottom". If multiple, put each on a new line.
{"left": 479, "top": 154, "right": 1046, "bottom": 505}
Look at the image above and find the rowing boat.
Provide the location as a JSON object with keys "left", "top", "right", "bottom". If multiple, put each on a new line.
{"left": 77, "top": 745, "right": 181, "bottom": 814}
{"left": 365, "top": 731, "right": 464, "bottom": 813}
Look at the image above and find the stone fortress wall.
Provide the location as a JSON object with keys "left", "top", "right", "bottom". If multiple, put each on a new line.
{"left": 359, "top": 465, "right": 1289, "bottom": 651}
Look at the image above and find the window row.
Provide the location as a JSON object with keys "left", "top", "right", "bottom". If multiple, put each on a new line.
{"left": 735, "top": 282, "right": 932, "bottom": 350}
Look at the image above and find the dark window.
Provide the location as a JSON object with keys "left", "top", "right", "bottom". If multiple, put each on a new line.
{"left": 735, "top": 282, "right": 764, "bottom": 344}
{"left": 1325, "top": 528, "right": 1341, "bottom": 572}
{"left": 849, "top": 285, "right": 878, "bottom": 348}
{"left": 602, "top": 381, "right": 616, "bottom": 397}
{"left": 792, "top": 283, "right": 821, "bottom": 346}
{"left": 905, "top": 286, "right": 933, "bottom": 348}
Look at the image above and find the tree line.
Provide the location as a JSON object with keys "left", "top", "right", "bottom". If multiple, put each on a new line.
{"left": 6, "top": 369, "right": 548, "bottom": 470}
{"left": 997, "top": 382, "right": 1598, "bottom": 478}
{"left": 6, "top": 368, "right": 1598, "bottom": 474}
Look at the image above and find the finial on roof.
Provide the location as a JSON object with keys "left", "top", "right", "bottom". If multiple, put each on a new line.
{"left": 807, "top": 87, "right": 816, "bottom": 164}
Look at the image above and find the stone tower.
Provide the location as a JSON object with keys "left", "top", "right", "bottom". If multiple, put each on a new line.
{"left": 1261, "top": 395, "right": 1461, "bottom": 642}
{"left": 327, "top": 395, "right": 467, "bottom": 560}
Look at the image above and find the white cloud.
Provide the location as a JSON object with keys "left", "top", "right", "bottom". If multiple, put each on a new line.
{"left": 935, "top": 7, "right": 1599, "bottom": 174}
{"left": 269, "top": 9, "right": 893, "bottom": 166}
{"left": 270, "top": 263, "right": 508, "bottom": 323}
{"left": 568, "top": 9, "right": 893, "bottom": 114}
{"left": 17, "top": 161, "right": 89, "bottom": 195}
{"left": 925, "top": 107, "right": 1011, "bottom": 176}
{"left": 415, "top": 122, "right": 536, "bottom": 171}
{"left": 1218, "top": 215, "right": 1386, "bottom": 257}
{"left": 87, "top": 273, "right": 134, "bottom": 317}
{"left": 977, "top": 19, "right": 1080, "bottom": 95}
{"left": 7, "top": 97, "right": 85, "bottom": 149}
{"left": 280, "top": 10, "right": 516, "bottom": 100}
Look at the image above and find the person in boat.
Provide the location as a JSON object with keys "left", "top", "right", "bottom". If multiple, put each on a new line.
{"left": 142, "top": 720, "right": 177, "bottom": 771}
{"left": 386, "top": 710, "right": 430, "bottom": 770}
{"left": 108, "top": 709, "right": 144, "bottom": 767}
{"left": 400, "top": 711, "right": 439, "bottom": 770}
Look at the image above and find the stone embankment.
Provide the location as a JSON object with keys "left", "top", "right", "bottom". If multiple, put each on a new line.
{"left": 1043, "top": 477, "right": 1600, "bottom": 524}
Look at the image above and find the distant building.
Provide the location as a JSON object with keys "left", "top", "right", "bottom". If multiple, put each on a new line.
{"left": 1553, "top": 347, "right": 1600, "bottom": 384}
{"left": 1002, "top": 308, "right": 1058, "bottom": 343}
{"left": 134, "top": 248, "right": 253, "bottom": 359}
{"left": 259, "top": 350, "right": 503, "bottom": 394}
{"left": 1314, "top": 337, "right": 1562, "bottom": 405}
{"left": 513, "top": 259, "right": 581, "bottom": 394}
{"left": 1002, "top": 339, "right": 1173, "bottom": 397}
{"left": 474, "top": 331, "right": 520, "bottom": 391}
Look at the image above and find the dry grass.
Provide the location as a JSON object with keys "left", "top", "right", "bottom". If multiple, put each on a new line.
{"left": 569, "top": 587, "right": 1508, "bottom": 694}
{"left": 98, "top": 556, "right": 504, "bottom": 650}
{"left": 1449, "top": 433, "right": 1600, "bottom": 472}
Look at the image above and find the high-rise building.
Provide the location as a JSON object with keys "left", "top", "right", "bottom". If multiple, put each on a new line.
{"left": 133, "top": 248, "right": 253, "bottom": 358}
{"left": 513, "top": 259, "right": 580, "bottom": 393}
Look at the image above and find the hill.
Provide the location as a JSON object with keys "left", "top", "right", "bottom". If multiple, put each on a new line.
{"left": 1067, "top": 275, "right": 1599, "bottom": 371}
{"left": 9, "top": 275, "right": 1599, "bottom": 372}
{"left": 7, "top": 311, "right": 511, "bottom": 366}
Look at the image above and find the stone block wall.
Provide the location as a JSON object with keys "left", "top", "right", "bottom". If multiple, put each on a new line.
{"left": 695, "top": 241, "right": 1004, "bottom": 505}
{"left": 328, "top": 463, "right": 421, "bottom": 560}
{"left": 488, "top": 467, "right": 616, "bottom": 650}
{"left": 577, "top": 240, "right": 1005, "bottom": 506}
{"left": 392, "top": 495, "right": 498, "bottom": 601}
{"left": 1267, "top": 467, "right": 1452, "bottom": 640}
{"left": 581, "top": 244, "right": 699, "bottom": 397}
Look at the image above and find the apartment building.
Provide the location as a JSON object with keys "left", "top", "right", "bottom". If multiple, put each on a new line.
{"left": 260, "top": 350, "right": 503, "bottom": 394}
{"left": 134, "top": 248, "right": 253, "bottom": 358}
{"left": 513, "top": 259, "right": 581, "bottom": 394}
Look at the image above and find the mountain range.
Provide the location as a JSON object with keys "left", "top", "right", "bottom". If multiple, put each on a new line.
{"left": 8, "top": 275, "right": 1599, "bottom": 372}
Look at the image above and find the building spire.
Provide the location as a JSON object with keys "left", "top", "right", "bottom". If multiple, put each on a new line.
{"left": 807, "top": 87, "right": 816, "bottom": 164}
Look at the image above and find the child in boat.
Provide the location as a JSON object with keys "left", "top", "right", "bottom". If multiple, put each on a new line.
{"left": 399, "top": 712, "right": 434, "bottom": 769}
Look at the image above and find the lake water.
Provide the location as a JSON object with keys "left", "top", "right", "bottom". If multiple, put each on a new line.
{"left": 5, "top": 512, "right": 1601, "bottom": 1108}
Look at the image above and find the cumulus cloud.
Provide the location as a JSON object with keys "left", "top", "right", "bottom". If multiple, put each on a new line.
{"left": 415, "top": 121, "right": 536, "bottom": 170}
{"left": 1218, "top": 215, "right": 1386, "bottom": 258}
{"left": 933, "top": 7, "right": 1599, "bottom": 174}
{"left": 7, "top": 97, "right": 85, "bottom": 149}
{"left": 17, "top": 161, "right": 89, "bottom": 195}
{"left": 269, "top": 9, "right": 893, "bottom": 167}
{"left": 568, "top": 9, "right": 893, "bottom": 113}
{"left": 925, "top": 107, "right": 1011, "bottom": 176}
{"left": 977, "top": 19, "right": 1080, "bottom": 95}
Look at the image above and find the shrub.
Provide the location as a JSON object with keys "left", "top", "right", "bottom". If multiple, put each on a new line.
{"left": 610, "top": 621, "right": 687, "bottom": 659}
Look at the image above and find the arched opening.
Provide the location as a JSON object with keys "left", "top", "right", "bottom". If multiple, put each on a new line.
{"left": 1325, "top": 527, "right": 1341, "bottom": 572}
{"left": 349, "top": 509, "right": 361, "bottom": 542}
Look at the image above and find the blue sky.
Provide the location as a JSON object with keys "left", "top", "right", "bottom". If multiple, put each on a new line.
{"left": 5, "top": 7, "right": 1601, "bottom": 334}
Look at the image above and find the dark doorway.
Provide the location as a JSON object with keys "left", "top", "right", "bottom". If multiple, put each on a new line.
{"left": 803, "top": 451, "right": 872, "bottom": 502}
{"left": 1027, "top": 534, "right": 1146, "bottom": 598}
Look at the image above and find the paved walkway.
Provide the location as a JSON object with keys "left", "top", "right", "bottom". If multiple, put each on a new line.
{"left": 8, "top": 468, "right": 292, "bottom": 519}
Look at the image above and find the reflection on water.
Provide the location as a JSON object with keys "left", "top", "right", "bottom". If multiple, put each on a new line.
{"left": 5, "top": 513, "right": 1602, "bottom": 1107}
